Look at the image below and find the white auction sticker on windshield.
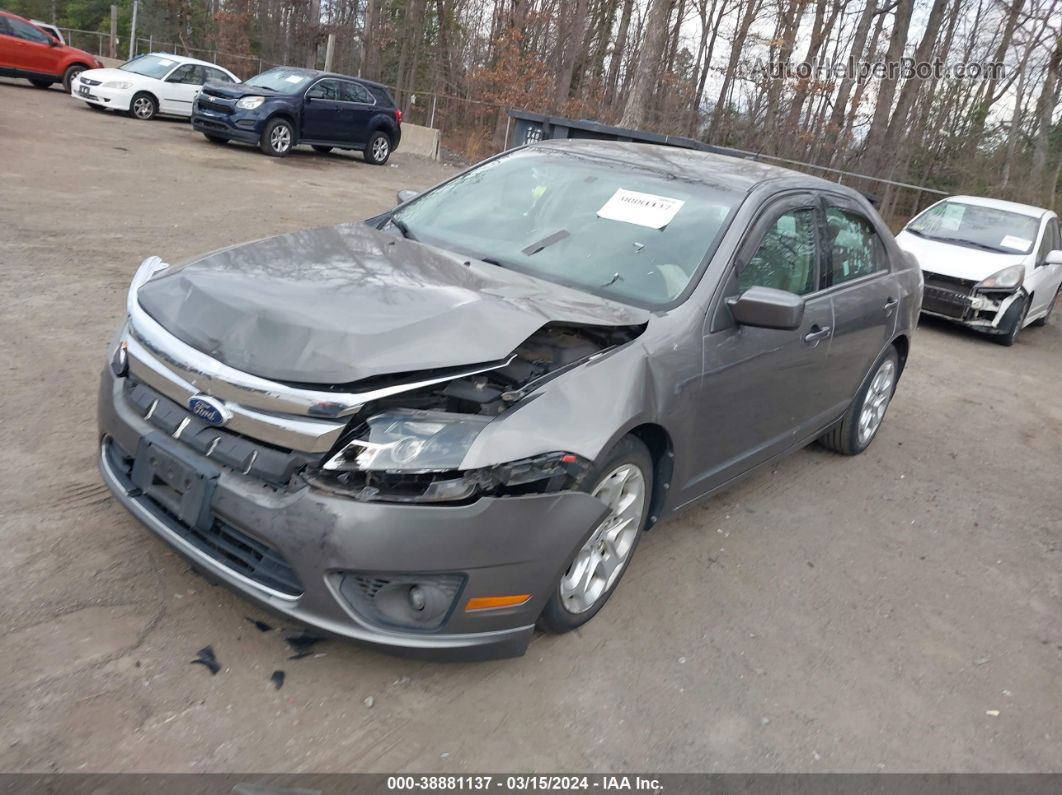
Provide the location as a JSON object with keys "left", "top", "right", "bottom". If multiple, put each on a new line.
{"left": 157, "top": 58, "right": 174, "bottom": 66}
{"left": 285, "top": 74, "right": 307, "bottom": 84}
{"left": 597, "top": 189, "right": 685, "bottom": 229}
{"left": 999, "top": 235, "right": 1031, "bottom": 251}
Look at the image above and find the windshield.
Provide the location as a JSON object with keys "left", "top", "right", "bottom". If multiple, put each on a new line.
{"left": 906, "top": 201, "right": 1040, "bottom": 255}
{"left": 245, "top": 68, "right": 314, "bottom": 94}
{"left": 391, "top": 147, "right": 740, "bottom": 307}
{"left": 121, "top": 54, "right": 180, "bottom": 79}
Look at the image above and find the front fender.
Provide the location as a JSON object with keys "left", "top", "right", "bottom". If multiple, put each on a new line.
{"left": 459, "top": 343, "right": 658, "bottom": 470}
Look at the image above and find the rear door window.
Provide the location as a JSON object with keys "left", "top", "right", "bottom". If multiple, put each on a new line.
{"left": 341, "top": 81, "right": 374, "bottom": 104}
{"left": 824, "top": 207, "right": 889, "bottom": 287}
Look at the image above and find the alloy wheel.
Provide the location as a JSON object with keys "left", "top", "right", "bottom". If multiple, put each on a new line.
{"left": 559, "top": 463, "right": 646, "bottom": 614}
{"left": 857, "top": 359, "right": 895, "bottom": 446}
{"left": 270, "top": 124, "right": 291, "bottom": 154}
{"left": 372, "top": 135, "right": 389, "bottom": 162}
{"left": 132, "top": 97, "right": 154, "bottom": 119}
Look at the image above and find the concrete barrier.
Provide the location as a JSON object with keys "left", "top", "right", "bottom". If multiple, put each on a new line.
{"left": 399, "top": 122, "right": 441, "bottom": 160}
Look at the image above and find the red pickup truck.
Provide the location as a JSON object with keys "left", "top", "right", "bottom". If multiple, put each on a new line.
{"left": 0, "top": 9, "right": 102, "bottom": 91}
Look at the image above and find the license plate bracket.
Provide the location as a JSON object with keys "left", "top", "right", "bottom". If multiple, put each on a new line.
{"left": 131, "top": 432, "right": 220, "bottom": 531}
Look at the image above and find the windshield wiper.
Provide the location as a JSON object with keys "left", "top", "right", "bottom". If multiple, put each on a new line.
{"left": 521, "top": 229, "right": 570, "bottom": 256}
{"left": 388, "top": 216, "right": 416, "bottom": 241}
{"left": 929, "top": 236, "right": 1009, "bottom": 253}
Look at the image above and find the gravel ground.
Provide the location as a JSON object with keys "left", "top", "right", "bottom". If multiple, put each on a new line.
{"left": 1, "top": 79, "right": 1061, "bottom": 774}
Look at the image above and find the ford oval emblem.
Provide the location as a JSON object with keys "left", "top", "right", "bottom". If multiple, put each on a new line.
{"left": 187, "top": 394, "right": 231, "bottom": 427}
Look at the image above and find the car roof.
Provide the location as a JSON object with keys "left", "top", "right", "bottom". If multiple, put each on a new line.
{"left": 942, "top": 195, "right": 1049, "bottom": 219}
{"left": 141, "top": 51, "right": 231, "bottom": 71}
{"left": 259, "top": 65, "right": 389, "bottom": 90}
{"left": 530, "top": 139, "right": 841, "bottom": 195}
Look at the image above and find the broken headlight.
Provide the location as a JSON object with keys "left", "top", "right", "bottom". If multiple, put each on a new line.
{"left": 313, "top": 410, "right": 590, "bottom": 503}
{"left": 977, "top": 264, "right": 1025, "bottom": 290}
{"left": 323, "top": 410, "right": 492, "bottom": 473}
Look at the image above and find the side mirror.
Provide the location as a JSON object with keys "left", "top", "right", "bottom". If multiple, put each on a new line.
{"left": 1044, "top": 250, "right": 1062, "bottom": 266}
{"left": 726, "top": 286, "right": 806, "bottom": 330}
{"left": 48, "top": 36, "right": 59, "bottom": 47}
{"left": 396, "top": 189, "right": 419, "bottom": 205}
{"left": 304, "top": 94, "right": 314, "bottom": 103}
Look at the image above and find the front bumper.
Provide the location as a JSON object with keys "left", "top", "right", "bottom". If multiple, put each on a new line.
{"left": 97, "top": 366, "right": 608, "bottom": 660}
{"left": 71, "top": 79, "right": 132, "bottom": 111}
{"left": 191, "top": 108, "right": 263, "bottom": 144}
{"left": 920, "top": 272, "right": 1022, "bottom": 334}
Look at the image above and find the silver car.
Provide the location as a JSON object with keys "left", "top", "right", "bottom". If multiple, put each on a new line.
{"left": 98, "top": 141, "right": 921, "bottom": 659}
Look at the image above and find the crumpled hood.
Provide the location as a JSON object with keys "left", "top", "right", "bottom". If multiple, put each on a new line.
{"left": 896, "top": 231, "right": 1028, "bottom": 281}
{"left": 137, "top": 223, "right": 649, "bottom": 385}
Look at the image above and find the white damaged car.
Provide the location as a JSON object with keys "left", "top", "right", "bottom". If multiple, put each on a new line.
{"left": 896, "top": 196, "right": 1062, "bottom": 345}
{"left": 71, "top": 52, "right": 239, "bottom": 120}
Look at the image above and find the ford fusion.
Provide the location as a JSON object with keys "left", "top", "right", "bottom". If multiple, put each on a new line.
{"left": 98, "top": 141, "right": 919, "bottom": 659}
{"left": 896, "top": 195, "right": 1062, "bottom": 345}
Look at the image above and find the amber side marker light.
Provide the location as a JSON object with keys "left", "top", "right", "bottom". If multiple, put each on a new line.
{"left": 464, "top": 594, "right": 532, "bottom": 612}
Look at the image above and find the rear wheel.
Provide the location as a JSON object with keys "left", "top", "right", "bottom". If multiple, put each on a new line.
{"left": 260, "top": 118, "right": 294, "bottom": 157}
{"left": 538, "top": 436, "right": 652, "bottom": 634}
{"left": 30, "top": 79, "right": 52, "bottom": 89}
{"left": 363, "top": 130, "right": 391, "bottom": 165}
{"left": 203, "top": 134, "right": 228, "bottom": 144}
{"left": 994, "top": 292, "right": 1029, "bottom": 346}
{"left": 312, "top": 145, "right": 333, "bottom": 154}
{"left": 129, "top": 92, "right": 158, "bottom": 120}
{"left": 62, "top": 64, "right": 86, "bottom": 92}
{"left": 819, "top": 347, "right": 899, "bottom": 455}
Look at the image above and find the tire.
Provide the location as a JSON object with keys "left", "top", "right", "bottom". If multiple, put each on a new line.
{"left": 819, "top": 347, "right": 900, "bottom": 456}
{"left": 363, "top": 130, "right": 391, "bottom": 165}
{"left": 312, "top": 145, "right": 333, "bottom": 153}
{"left": 1030, "top": 286, "right": 1059, "bottom": 327}
{"left": 203, "top": 134, "right": 228, "bottom": 144}
{"left": 129, "top": 92, "right": 158, "bottom": 120}
{"left": 61, "top": 64, "right": 86, "bottom": 92}
{"left": 994, "top": 292, "right": 1029, "bottom": 346}
{"left": 30, "top": 79, "right": 52, "bottom": 89}
{"left": 538, "top": 435, "right": 653, "bottom": 634}
{"left": 260, "top": 117, "right": 294, "bottom": 157}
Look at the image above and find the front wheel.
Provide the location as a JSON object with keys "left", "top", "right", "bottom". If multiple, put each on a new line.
{"left": 363, "top": 130, "right": 391, "bottom": 165}
{"left": 819, "top": 347, "right": 899, "bottom": 455}
{"left": 129, "top": 92, "right": 158, "bottom": 120}
{"left": 539, "top": 435, "right": 652, "bottom": 634}
{"left": 260, "top": 118, "right": 294, "bottom": 157}
{"left": 61, "top": 64, "right": 85, "bottom": 92}
{"left": 994, "top": 292, "right": 1029, "bottom": 346}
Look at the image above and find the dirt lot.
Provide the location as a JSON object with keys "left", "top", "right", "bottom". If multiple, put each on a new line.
{"left": 1, "top": 80, "right": 1061, "bottom": 774}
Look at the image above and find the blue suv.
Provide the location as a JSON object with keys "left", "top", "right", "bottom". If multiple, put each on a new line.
{"left": 191, "top": 66, "right": 402, "bottom": 164}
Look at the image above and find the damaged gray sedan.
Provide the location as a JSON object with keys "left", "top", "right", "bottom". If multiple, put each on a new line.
{"left": 98, "top": 141, "right": 920, "bottom": 659}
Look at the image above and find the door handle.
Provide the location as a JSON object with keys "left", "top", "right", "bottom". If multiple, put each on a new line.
{"left": 883, "top": 297, "right": 898, "bottom": 316}
{"left": 803, "top": 325, "right": 831, "bottom": 344}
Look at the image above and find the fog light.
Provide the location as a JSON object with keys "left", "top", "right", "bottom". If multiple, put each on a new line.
{"left": 338, "top": 573, "right": 465, "bottom": 631}
{"left": 408, "top": 584, "right": 426, "bottom": 612}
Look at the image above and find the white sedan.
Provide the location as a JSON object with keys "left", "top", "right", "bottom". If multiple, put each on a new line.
{"left": 897, "top": 195, "right": 1062, "bottom": 346}
{"left": 70, "top": 52, "right": 240, "bottom": 120}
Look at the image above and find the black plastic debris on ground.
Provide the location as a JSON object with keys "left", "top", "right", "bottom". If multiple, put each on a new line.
{"left": 271, "top": 670, "right": 285, "bottom": 690}
{"left": 190, "top": 645, "right": 221, "bottom": 675}
{"left": 245, "top": 616, "right": 274, "bottom": 633}
{"left": 284, "top": 631, "right": 325, "bottom": 659}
